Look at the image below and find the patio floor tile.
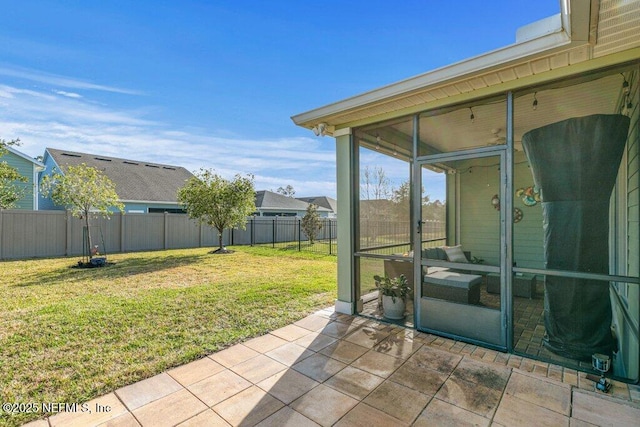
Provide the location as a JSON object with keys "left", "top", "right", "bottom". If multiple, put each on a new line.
{"left": 256, "top": 369, "right": 319, "bottom": 404}
{"left": 435, "top": 375, "right": 503, "bottom": 418}
{"left": 292, "top": 353, "right": 347, "bottom": 382}
{"left": 115, "top": 373, "right": 183, "bottom": 411}
{"left": 212, "top": 385, "right": 284, "bottom": 426}
{"left": 363, "top": 380, "right": 431, "bottom": 423}
{"left": 324, "top": 365, "right": 385, "bottom": 400}
{"left": 33, "top": 307, "right": 640, "bottom": 427}
{"left": 168, "top": 356, "right": 226, "bottom": 386}
{"left": 176, "top": 409, "right": 230, "bottom": 426}
{"left": 451, "top": 357, "right": 511, "bottom": 391}
{"left": 343, "top": 326, "right": 390, "bottom": 349}
{"left": 505, "top": 370, "right": 571, "bottom": 415}
{"left": 49, "top": 393, "right": 129, "bottom": 427}
{"left": 388, "top": 362, "right": 449, "bottom": 396}
{"left": 209, "top": 344, "right": 259, "bottom": 368}
{"left": 317, "top": 320, "right": 359, "bottom": 339}
{"left": 319, "top": 340, "right": 369, "bottom": 364}
{"left": 290, "top": 384, "right": 358, "bottom": 427}
{"left": 187, "top": 369, "right": 251, "bottom": 407}
{"left": 413, "top": 398, "right": 490, "bottom": 427}
{"left": 98, "top": 412, "right": 141, "bottom": 427}
{"left": 334, "top": 402, "right": 409, "bottom": 427}
{"left": 270, "top": 324, "right": 313, "bottom": 342}
{"left": 265, "top": 342, "right": 315, "bottom": 366}
{"left": 294, "top": 331, "right": 337, "bottom": 352}
{"left": 406, "top": 345, "right": 463, "bottom": 374}
{"left": 373, "top": 335, "right": 423, "bottom": 359}
{"left": 132, "top": 389, "right": 208, "bottom": 427}
{"left": 243, "top": 334, "right": 288, "bottom": 353}
{"left": 294, "top": 314, "right": 334, "bottom": 332}
{"left": 493, "top": 394, "right": 569, "bottom": 427}
{"left": 571, "top": 389, "right": 640, "bottom": 427}
{"left": 351, "top": 349, "right": 404, "bottom": 378}
{"left": 255, "top": 406, "right": 320, "bottom": 427}
{"left": 230, "top": 354, "right": 287, "bottom": 384}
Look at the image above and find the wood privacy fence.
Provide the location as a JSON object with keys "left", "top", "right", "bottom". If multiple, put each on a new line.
{"left": 0, "top": 210, "right": 338, "bottom": 260}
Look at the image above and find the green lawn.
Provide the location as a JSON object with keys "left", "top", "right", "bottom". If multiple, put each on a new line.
{"left": 0, "top": 246, "right": 337, "bottom": 427}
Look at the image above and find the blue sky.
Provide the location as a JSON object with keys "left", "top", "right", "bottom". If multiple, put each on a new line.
{"left": 0, "top": 1, "right": 559, "bottom": 198}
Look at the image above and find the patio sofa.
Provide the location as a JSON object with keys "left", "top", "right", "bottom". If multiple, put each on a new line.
{"left": 381, "top": 246, "right": 484, "bottom": 305}
{"left": 421, "top": 245, "right": 483, "bottom": 305}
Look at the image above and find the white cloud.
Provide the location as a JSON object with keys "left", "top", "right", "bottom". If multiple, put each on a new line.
{"left": 0, "top": 83, "right": 338, "bottom": 198}
{"left": 0, "top": 66, "right": 142, "bottom": 95}
{"left": 54, "top": 90, "right": 82, "bottom": 99}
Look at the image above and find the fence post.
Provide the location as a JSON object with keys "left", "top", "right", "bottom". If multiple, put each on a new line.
{"left": 164, "top": 212, "right": 169, "bottom": 250}
{"left": 251, "top": 216, "right": 254, "bottom": 246}
{"left": 298, "top": 217, "right": 301, "bottom": 251}
{"left": 66, "top": 210, "right": 72, "bottom": 256}
{"left": 272, "top": 216, "right": 276, "bottom": 248}
{"left": 329, "top": 219, "right": 332, "bottom": 255}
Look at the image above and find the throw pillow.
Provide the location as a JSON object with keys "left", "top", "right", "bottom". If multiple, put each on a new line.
{"left": 443, "top": 245, "right": 468, "bottom": 263}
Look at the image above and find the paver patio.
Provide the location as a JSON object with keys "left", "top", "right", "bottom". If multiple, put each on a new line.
{"left": 24, "top": 307, "right": 640, "bottom": 427}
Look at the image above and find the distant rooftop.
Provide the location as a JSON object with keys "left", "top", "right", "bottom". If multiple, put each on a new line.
{"left": 45, "top": 148, "right": 194, "bottom": 203}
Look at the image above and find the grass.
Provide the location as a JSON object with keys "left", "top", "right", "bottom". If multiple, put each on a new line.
{"left": 0, "top": 246, "right": 337, "bottom": 427}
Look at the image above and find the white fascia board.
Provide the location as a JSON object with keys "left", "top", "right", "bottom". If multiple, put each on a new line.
{"left": 291, "top": 1, "right": 594, "bottom": 128}
{"left": 4, "top": 145, "right": 45, "bottom": 167}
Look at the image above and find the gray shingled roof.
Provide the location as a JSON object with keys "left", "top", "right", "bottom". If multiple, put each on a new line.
{"left": 297, "top": 196, "right": 337, "bottom": 213}
{"left": 255, "top": 190, "right": 331, "bottom": 212}
{"left": 46, "top": 148, "right": 194, "bottom": 203}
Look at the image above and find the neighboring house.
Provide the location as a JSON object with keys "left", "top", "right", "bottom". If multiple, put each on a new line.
{"left": 39, "top": 148, "right": 194, "bottom": 213}
{"left": 293, "top": 2, "right": 640, "bottom": 382}
{"left": 0, "top": 145, "right": 45, "bottom": 210}
{"left": 254, "top": 190, "right": 333, "bottom": 217}
{"left": 297, "top": 196, "right": 337, "bottom": 218}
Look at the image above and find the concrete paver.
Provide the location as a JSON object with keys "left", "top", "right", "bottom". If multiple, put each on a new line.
{"left": 27, "top": 308, "right": 640, "bottom": 427}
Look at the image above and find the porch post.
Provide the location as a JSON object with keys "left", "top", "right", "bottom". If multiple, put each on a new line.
{"left": 334, "top": 128, "right": 358, "bottom": 314}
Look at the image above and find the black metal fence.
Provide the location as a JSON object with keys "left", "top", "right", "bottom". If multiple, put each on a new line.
{"left": 249, "top": 217, "right": 338, "bottom": 255}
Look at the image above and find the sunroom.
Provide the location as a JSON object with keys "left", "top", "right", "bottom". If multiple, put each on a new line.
{"left": 292, "top": 1, "right": 640, "bottom": 383}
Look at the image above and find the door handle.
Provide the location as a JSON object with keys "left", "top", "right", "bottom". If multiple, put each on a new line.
{"left": 417, "top": 220, "right": 424, "bottom": 234}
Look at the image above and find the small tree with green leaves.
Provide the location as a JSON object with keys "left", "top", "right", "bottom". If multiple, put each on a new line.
{"left": 0, "top": 138, "right": 28, "bottom": 209}
{"left": 178, "top": 169, "right": 255, "bottom": 253}
{"left": 301, "top": 203, "right": 323, "bottom": 245}
{"left": 40, "top": 163, "right": 124, "bottom": 258}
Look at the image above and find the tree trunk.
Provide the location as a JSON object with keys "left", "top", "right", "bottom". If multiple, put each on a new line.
{"left": 217, "top": 229, "right": 224, "bottom": 252}
{"left": 85, "top": 212, "right": 93, "bottom": 259}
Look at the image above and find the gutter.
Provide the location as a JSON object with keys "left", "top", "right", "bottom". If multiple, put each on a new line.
{"left": 292, "top": 0, "right": 595, "bottom": 131}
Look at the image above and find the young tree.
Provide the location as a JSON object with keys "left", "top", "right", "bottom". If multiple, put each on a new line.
{"left": 301, "top": 203, "right": 323, "bottom": 245}
{"left": 178, "top": 169, "right": 255, "bottom": 253}
{"left": 40, "top": 164, "right": 124, "bottom": 258}
{"left": 276, "top": 185, "right": 295, "bottom": 197}
{"left": 0, "top": 138, "right": 28, "bottom": 209}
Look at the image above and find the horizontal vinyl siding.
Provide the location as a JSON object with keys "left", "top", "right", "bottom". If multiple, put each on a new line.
{"left": 2, "top": 152, "right": 36, "bottom": 209}
{"left": 458, "top": 155, "right": 545, "bottom": 269}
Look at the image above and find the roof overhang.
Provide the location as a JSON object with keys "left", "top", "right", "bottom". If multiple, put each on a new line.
{"left": 291, "top": 0, "right": 599, "bottom": 134}
{"left": 4, "top": 145, "right": 46, "bottom": 169}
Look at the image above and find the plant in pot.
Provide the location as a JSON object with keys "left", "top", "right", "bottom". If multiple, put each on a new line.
{"left": 373, "top": 274, "right": 411, "bottom": 320}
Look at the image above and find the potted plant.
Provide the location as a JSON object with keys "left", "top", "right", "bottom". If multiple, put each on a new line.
{"left": 373, "top": 274, "right": 411, "bottom": 320}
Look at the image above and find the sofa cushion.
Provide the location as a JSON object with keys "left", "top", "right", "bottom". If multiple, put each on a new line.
{"left": 424, "top": 270, "right": 482, "bottom": 289}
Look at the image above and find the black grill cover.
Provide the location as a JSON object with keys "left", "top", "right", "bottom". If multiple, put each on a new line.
{"left": 521, "top": 114, "right": 630, "bottom": 361}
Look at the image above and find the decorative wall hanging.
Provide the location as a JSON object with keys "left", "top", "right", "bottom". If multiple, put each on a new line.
{"left": 515, "top": 186, "right": 541, "bottom": 206}
{"left": 490, "top": 194, "right": 500, "bottom": 210}
{"left": 513, "top": 208, "right": 523, "bottom": 223}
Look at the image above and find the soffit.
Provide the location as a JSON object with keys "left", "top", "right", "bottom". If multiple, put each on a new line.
{"left": 323, "top": 44, "right": 592, "bottom": 128}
